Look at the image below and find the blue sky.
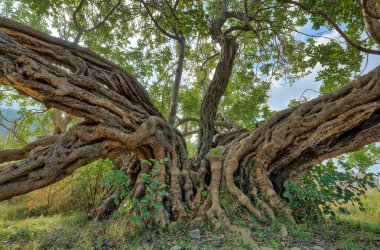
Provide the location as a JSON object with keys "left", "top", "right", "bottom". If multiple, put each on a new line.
{"left": 268, "top": 51, "right": 380, "bottom": 174}
{"left": 268, "top": 55, "right": 380, "bottom": 111}
{"left": 1, "top": 21, "right": 379, "bottom": 173}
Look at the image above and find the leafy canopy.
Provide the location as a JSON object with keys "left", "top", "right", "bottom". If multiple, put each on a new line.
{"left": 0, "top": 0, "right": 379, "bottom": 171}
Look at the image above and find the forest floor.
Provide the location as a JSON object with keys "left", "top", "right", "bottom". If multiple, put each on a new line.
{"left": 0, "top": 190, "right": 379, "bottom": 250}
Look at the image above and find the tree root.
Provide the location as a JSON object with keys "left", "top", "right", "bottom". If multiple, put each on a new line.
{"left": 1, "top": 17, "right": 379, "bottom": 237}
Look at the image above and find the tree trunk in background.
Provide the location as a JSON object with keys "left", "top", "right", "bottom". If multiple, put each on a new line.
{"left": 0, "top": 18, "right": 379, "bottom": 229}
{"left": 168, "top": 37, "right": 185, "bottom": 126}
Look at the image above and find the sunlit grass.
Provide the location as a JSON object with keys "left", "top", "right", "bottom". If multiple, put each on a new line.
{"left": 0, "top": 189, "right": 379, "bottom": 249}
{"left": 0, "top": 213, "right": 74, "bottom": 238}
{"left": 0, "top": 199, "right": 146, "bottom": 249}
{"left": 335, "top": 188, "right": 380, "bottom": 231}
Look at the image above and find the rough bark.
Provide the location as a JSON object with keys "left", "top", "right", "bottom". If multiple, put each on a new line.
{"left": 222, "top": 66, "right": 380, "bottom": 222}
{"left": 0, "top": 123, "right": 123, "bottom": 200}
{"left": 0, "top": 134, "right": 60, "bottom": 164}
{"left": 0, "top": 17, "right": 379, "bottom": 232}
{"left": 194, "top": 35, "right": 238, "bottom": 165}
{"left": 362, "top": 0, "right": 380, "bottom": 19}
{"left": 361, "top": 0, "right": 380, "bottom": 45}
{"left": 194, "top": 0, "right": 238, "bottom": 165}
{"left": 0, "top": 19, "right": 195, "bottom": 227}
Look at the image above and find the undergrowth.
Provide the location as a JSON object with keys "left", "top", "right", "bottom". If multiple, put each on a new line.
{"left": 1, "top": 189, "right": 379, "bottom": 250}
{"left": 1, "top": 153, "right": 379, "bottom": 250}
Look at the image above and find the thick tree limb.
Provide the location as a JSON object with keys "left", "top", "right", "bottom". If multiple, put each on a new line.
{"left": 194, "top": 35, "right": 238, "bottom": 165}
{"left": 362, "top": 0, "right": 380, "bottom": 19}
{"left": 0, "top": 17, "right": 161, "bottom": 123}
{"left": 195, "top": 0, "right": 246, "bottom": 164}
{"left": 0, "top": 135, "right": 60, "bottom": 164}
{"left": 194, "top": 66, "right": 380, "bottom": 223}
{"left": 0, "top": 11, "right": 379, "bottom": 229}
{"left": 0, "top": 20, "right": 193, "bottom": 224}
{"left": 0, "top": 18, "right": 167, "bottom": 202}
{"left": 223, "top": 66, "right": 380, "bottom": 219}
{"left": 0, "top": 123, "right": 127, "bottom": 201}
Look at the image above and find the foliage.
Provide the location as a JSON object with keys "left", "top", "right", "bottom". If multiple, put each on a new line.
{"left": 1, "top": 0, "right": 376, "bottom": 134}
{"left": 68, "top": 159, "right": 114, "bottom": 212}
{"left": 1, "top": 0, "right": 379, "bottom": 165}
{"left": 0, "top": 1, "right": 379, "bottom": 243}
{"left": 333, "top": 188, "right": 380, "bottom": 231}
{"left": 100, "top": 159, "right": 129, "bottom": 207}
{"left": 284, "top": 145, "right": 379, "bottom": 221}
{"left": 100, "top": 158, "right": 169, "bottom": 225}
{"left": 210, "top": 147, "right": 220, "bottom": 155}
{"left": 130, "top": 158, "right": 169, "bottom": 225}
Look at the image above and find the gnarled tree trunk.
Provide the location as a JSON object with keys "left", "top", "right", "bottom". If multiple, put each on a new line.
{"left": 0, "top": 18, "right": 379, "bottom": 230}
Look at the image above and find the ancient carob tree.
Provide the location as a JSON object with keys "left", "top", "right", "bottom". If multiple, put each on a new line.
{"left": 0, "top": 0, "right": 379, "bottom": 231}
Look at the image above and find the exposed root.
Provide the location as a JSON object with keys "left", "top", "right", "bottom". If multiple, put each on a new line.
{"left": 1, "top": 17, "right": 379, "bottom": 235}
{"left": 94, "top": 187, "right": 121, "bottom": 220}
{"left": 249, "top": 178, "right": 275, "bottom": 220}
{"left": 91, "top": 117, "right": 194, "bottom": 225}
{"left": 192, "top": 159, "right": 209, "bottom": 207}
{"left": 168, "top": 146, "right": 187, "bottom": 220}
{"left": 225, "top": 158, "right": 267, "bottom": 223}
{"left": 222, "top": 138, "right": 271, "bottom": 223}
{"left": 255, "top": 167, "right": 295, "bottom": 224}
{"left": 195, "top": 152, "right": 259, "bottom": 247}
{"left": 206, "top": 154, "right": 231, "bottom": 229}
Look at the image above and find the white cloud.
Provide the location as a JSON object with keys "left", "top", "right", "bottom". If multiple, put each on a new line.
{"left": 314, "top": 29, "right": 342, "bottom": 46}
{"left": 267, "top": 54, "right": 379, "bottom": 111}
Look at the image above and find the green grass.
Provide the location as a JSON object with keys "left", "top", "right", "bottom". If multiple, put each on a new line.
{"left": 334, "top": 189, "right": 380, "bottom": 231}
{"left": 0, "top": 189, "right": 379, "bottom": 249}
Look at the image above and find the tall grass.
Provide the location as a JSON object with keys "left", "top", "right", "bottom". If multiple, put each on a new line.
{"left": 335, "top": 189, "right": 380, "bottom": 231}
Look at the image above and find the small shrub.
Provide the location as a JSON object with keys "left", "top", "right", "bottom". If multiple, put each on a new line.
{"left": 69, "top": 158, "right": 114, "bottom": 212}
{"left": 101, "top": 158, "right": 169, "bottom": 225}
{"left": 130, "top": 158, "right": 169, "bottom": 225}
{"left": 284, "top": 158, "right": 377, "bottom": 221}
